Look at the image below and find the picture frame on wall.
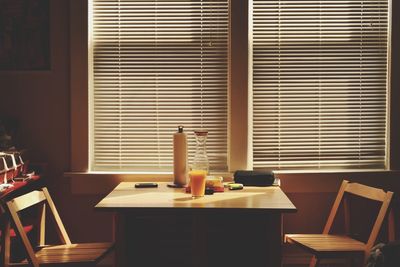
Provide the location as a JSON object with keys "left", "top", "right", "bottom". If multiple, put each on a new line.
{"left": 0, "top": 0, "right": 50, "bottom": 71}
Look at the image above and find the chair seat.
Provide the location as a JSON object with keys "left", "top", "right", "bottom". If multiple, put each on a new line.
{"left": 285, "top": 234, "right": 366, "bottom": 258}
{"left": 284, "top": 181, "right": 393, "bottom": 267}
{"left": 12, "top": 242, "right": 114, "bottom": 266}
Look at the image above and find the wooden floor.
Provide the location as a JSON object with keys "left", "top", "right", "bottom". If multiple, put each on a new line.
{"left": 82, "top": 246, "right": 349, "bottom": 267}
{"left": 99, "top": 251, "right": 347, "bottom": 267}
{"left": 96, "top": 252, "right": 347, "bottom": 267}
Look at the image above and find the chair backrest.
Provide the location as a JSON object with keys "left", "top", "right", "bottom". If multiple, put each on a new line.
{"left": 4, "top": 187, "right": 71, "bottom": 267}
{"left": 322, "top": 180, "right": 394, "bottom": 260}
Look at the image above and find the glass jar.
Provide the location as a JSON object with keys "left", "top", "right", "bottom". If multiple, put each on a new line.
{"left": 191, "top": 129, "right": 209, "bottom": 174}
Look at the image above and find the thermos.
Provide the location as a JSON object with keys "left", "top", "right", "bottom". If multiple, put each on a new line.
{"left": 173, "top": 125, "right": 188, "bottom": 186}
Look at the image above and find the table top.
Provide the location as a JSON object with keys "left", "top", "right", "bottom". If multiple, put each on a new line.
{"left": 95, "top": 182, "right": 296, "bottom": 213}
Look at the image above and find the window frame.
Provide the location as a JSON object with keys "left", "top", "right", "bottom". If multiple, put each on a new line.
{"left": 69, "top": 0, "right": 397, "bottom": 181}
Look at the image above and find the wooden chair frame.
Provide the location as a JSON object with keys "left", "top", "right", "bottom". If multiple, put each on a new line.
{"left": 3, "top": 187, "right": 113, "bottom": 267}
{"left": 0, "top": 206, "right": 11, "bottom": 266}
{"left": 285, "top": 180, "right": 395, "bottom": 267}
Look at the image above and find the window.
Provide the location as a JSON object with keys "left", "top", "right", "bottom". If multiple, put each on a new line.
{"left": 251, "top": 0, "right": 389, "bottom": 170}
{"left": 89, "top": 0, "right": 229, "bottom": 172}
{"left": 88, "top": 0, "right": 390, "bottom": 173}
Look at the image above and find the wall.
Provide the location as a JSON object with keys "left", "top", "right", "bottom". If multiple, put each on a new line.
{"left": 0, "top": 0, "right": 113, "bottom": 243}
{"left": 0, "top": 1, "right": 71, "bottom": 212}
{"left": 0, "top": 1, "right": 69, "bottom": 173}
{"left": 0, "top": 0, "right": 399, "bottom": 257}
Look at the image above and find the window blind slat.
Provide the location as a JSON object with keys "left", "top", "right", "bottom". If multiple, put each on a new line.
{"left": 251, "top": 0, "right": 388, "bottom": 170}
{"left": 90, "top": 0, "right": 229, "bottom": 171}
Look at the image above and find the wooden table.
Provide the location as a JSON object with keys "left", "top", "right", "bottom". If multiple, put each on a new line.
{"left": 95, "top": 182, "right": 296, "bottom": 267}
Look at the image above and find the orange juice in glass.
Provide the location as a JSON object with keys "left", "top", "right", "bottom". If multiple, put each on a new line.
{"left": 189, "top": 170, "right": 207, "bottom": 198}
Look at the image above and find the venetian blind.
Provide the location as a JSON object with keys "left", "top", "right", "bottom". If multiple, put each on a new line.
{"left": 251, "top": 0, "right": 389, "bottom": 169}
{"left": 90, "top": 0, "right": 228, "bottom": 171}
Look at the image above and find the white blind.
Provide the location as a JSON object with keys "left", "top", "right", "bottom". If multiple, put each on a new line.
{"left": 90, "top": 0, "right": 228, "bottom": 171}
{"left": 251, "top": 0, "right": 388, "bottom": 170}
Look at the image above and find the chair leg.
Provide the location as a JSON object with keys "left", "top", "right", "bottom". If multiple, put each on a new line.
{"left": 0, "top": 218, "right": 11, "bottom": 267}
{"left": 309, "top": 256, "right": 319, "bottom": 267}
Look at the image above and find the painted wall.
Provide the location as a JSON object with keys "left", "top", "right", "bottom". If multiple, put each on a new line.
{"left": 0, "top": 0, "right": 399, "bottom": 253}
{"left": 0, "top": 0, "right": 113, "bottom": 242}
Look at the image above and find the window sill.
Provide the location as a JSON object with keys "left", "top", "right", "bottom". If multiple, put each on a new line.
{"left": 275, "top": 169, "right": 400, "bottom": 193}
{"left": 65, "top": 171, "right": 233, "bottom": 179}
{"left": 65, "top": 169, "right": 400, "bottom": 195}
{"left": 64, "top": 171, "right": 233, "bottom": 195}
{"left": 273, "top": 168, "right": 392, "bottom": 175}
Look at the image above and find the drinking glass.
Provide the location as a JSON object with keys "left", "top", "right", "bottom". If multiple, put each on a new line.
{"left": 189, "top": 170, "right": 207, "bottom": 198}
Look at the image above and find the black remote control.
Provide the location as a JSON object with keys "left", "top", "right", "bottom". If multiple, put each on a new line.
{"left": 135, "top": 183, "right": 158, "bottom": 188}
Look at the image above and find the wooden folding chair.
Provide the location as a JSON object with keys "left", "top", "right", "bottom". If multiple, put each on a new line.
{"left": 285, "top": 180, "right": 394, "bottom": 267}
{"left": 1, "top": 210, "right": 35, "bottom": 265}
{"left": 3, "top": 187, "right": 114, "bottom": 267}
{"left": 1, "top": 206, "right": 11, "bottom": 266}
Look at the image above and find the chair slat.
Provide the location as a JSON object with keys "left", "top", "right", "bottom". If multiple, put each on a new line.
{"left": 38, "top": 203, "right": 46, "bottom": 246}
{"left": 286, "top": 234, "right": 366, "bottom": 252}
{"left": 10, "top": 190, "right": 46, "bottom": 212}
{"left": 322, "top": 180, "right": 349, "bottom": 234}
{"left": 366, "top": 192, "right": 394, "bottom": 250}
{"left": 345, "top": 182, "right": 387, "bottom": 202}
{"left": 42, "top": 243, "right": 113, "bottom": 250}
{"left": 42, "top": 188, "right": 72, "bottom": 245}
{"left": 16, "top": 243, "right": 114, "bottom": 265}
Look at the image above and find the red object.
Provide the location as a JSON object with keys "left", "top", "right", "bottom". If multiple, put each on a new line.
{"left": 0, "top": 225, "right": 33, "bottom": 238}
{"left": 185, "top": 185, "right": 225, "bottom": 193}
{"left": 212, "top": 186, "right": 225, "bottom": 192}
{"left": 0, "top": 173, "right": 40, "bottom": 243}
{"left": 0, "top": 175, "right": 41, "bottom": 199}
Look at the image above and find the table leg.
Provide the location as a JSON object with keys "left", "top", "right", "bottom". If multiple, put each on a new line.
{"left": 192, "top": 214, "right": 207, "bottom": 267}
{"left": 115, "top": 212, "right": 127, "bottom": 267}
{"left": 265, "top": 213, "right": 283, "bottom": 267}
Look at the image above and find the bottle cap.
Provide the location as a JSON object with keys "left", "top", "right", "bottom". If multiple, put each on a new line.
{"left": 178, "top": 125, "right": 184, "bottom": 133}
